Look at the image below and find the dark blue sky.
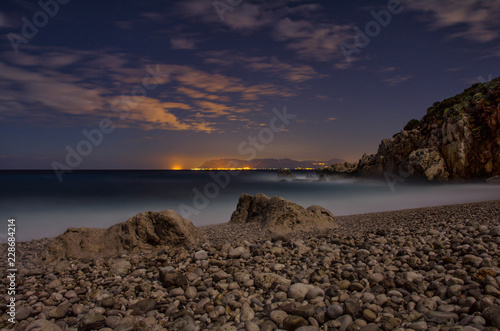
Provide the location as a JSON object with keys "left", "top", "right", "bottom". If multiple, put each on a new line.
{"left": 0, "top": 0, "right": 499, "bottom": 169}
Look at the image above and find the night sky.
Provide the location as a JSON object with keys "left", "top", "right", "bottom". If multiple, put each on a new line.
{"left": 1, "top": 0, "right": 499, "bottom": 170}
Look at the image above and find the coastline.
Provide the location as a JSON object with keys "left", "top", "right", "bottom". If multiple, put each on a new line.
{"left": 1, "top": 200, "right": 500, "bottom": 329}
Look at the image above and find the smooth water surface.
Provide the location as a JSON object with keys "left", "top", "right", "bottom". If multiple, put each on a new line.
{"left": 1, "top": 170, "right": 498, "bottom": 241}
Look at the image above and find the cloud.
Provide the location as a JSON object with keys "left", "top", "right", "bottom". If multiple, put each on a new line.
{"left": 179, "top": 1, "right": 353, "bottom": 63}
{"left": 221, "top": 3, "right": 274, "bottom": 31}
{"left": 383, "top": 75, "right": 412, "bottom": 86}
{"left": 407, "top": 0, "right": 500, "bottom": 42}
{"left": 171, "top": 37, "right": 197, "bottom": 50}
{"left": 117, "top": 97, "right": 215, "bottom": 132}
{"left": 115, "top": 21, "right": 133, "bottom": 30}
{"left": 201, "top": 52, "right": 325, "bottom": 82}
{"left": 140, "top": 12, "right": 164, "bottom": 21}
{"left": 327, "top": 117, "right": 337, "bottom": 121}
{"left": 162, "top": 64, "right": 294, "bottom": 100}
{"left": 379, "top": 66, "right": 397, "bottom": 73}
{"left": 273, "top": 17, "right": 353, "bottom": 62}
{"left": 0, "top": 61, "right": 104, "bottom": 120}
{"left": 0, "top": 47, "right": 293, "bottom": 132}
{"left": 244, "top": 56, "right": 326, "bottom": 82}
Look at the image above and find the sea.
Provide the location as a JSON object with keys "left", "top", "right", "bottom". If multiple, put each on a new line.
{"left": 1, "top": 170, "right": 499, "bottom": 242}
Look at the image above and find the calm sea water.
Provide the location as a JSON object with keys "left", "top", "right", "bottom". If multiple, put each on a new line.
{"left": 1, "top": 170, "right": 499, "bottom": 241}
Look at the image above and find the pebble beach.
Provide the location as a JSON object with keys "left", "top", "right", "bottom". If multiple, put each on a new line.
{"left": 1, "top": 200, "right": 500, "bottom": 331}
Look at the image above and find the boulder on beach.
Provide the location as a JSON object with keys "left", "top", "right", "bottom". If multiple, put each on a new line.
{"left": 230, "top": 193, "right": 336, "bottom": 233}
{"left": 44, "top": 210, "right": 201, "bottom": 262}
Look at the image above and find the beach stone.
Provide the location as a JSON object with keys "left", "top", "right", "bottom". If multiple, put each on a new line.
{"left": 270, "top": 310, "right": 288, "bottom": 324}
{"left": 345, "top": 297, "right": 361, "bottom": 317}
{"left": 337, "top": 315, "right": 353, "bottom": 331}
{"left": 15, "top": 306, "right": 30, "bottom": 321}
{"left": 169, "top": 315, "right": 196, "bottom": 331}
{"left": 185, "top": 286, "right": 197, "bottom": 299}
{"left": 64, "top": 290, "right": 77, "bottom": 299}
{"left": 406, "top": 271, "right": 424, "bottom": 283}
{"left": 362, "top": 309, "right": 377, "bottom": 323}
{"left": 306, "top": 287, "right": 325, "bottom": 300}
{"left": 490, "top": 226, "right": 500, "bottom": 237}
{"left": 361, "top": 292, "right": 375, "bottom": 304}
{"left": 246, "top": 321, "right": 261, "bottom": 331}
{"left": 273, "top": 263, "right": 286, "bottom": 271}
{"left": 327, "top": 304, "right": 344, "bottom": 319}
{"left": 72, "top": 304, "right": 88, "bottom": 315}
{"left": 110, "top": 259, "right": 131, "bottom": 276}
{"left": 101, "top": 297, "right": 115, "bottom": 308}
{"left": 428, "top": 311, "right": 459, "bottom": 323}
{"left": 105, "top": 316, "right": 121, "bottom": 328}
{"left": 49, "top": 302, "right": 71, "bottom": 319}
{"left": 159, "top": 269, "right": 187, "bottom": 289}
{"left": 131, "top": 298, "right": 157, "bottom": 315}
{"left": 293, "top": 304, "right": 316, "bottom": 318}
{"left": 356, "top": 249, "right": 371, "bottom": 259}
{"left": 169, "top": 287, "right": 185, "bottom": 297}
{"left": 482, "top": 305, "right": 500, "bottom": 328}
{"left": 240, "top": 308, "right": 255, "bottom": 322}
{"left": 229, "top": 247, "right": 247, "bottom": 258}
{"left": 78, "top": 312, "right": 105, "bottom": 331}
{"left": 194, "top": 250, "right": 208, "bottom": 260}
{"left": 369, "top": 273, "right": 385, "bottom": 283}
{"left": 408, "top": 321, "right": 427, "bottom": 330}
{"left": 463, "top": 254, "right": 483, "bottom": 266}
{"left": 25, "top": 320, "right": 62, "bottom": 331}
{"left": 447, "top": 285, "right": 463, "bottom": 297}
{"left": 283, "top": 315, "right": 309, "bottom": 331}
{"left": 296, "top": 327, "right": 320, "bottom": 331}
{"left": 380, "top": 317, "right": 401, "bottom": 331}
{"left": 359, "top": 325, "right": 382, "bottom": 331}
{"left": 289, "top": 283, "right": 311, "bottom": 301}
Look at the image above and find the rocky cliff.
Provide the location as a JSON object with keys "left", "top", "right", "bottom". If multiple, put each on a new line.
{"left": 323, "top": 77, "right": 500, "bottom": 181}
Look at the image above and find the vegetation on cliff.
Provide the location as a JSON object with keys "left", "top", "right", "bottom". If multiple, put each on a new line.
{"left": 322, "top": 77, "right": 500, "bottom": 181}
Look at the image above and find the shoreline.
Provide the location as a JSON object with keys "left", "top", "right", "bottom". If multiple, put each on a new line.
{"left": 1, "top": 200, "right": 499, "bottom": 330}
{"left": 2, "top": 199, "right": 499, "bottom": 246}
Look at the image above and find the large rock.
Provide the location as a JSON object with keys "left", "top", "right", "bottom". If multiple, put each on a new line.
{"left": 408, "top": 148, "right": 449, "bottom": 181}
{"left": 230, "top": 193, "right": 336, "bottom": 233}
{"left": 44, "top": 210, "right": 201, "bottom": 261}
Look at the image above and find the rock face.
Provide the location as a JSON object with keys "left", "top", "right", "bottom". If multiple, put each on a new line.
{"left": 321, "top": 77, "right": 500, "bottom": 181}
{"left": 229, "top": 193, "right": 336, "bottom": 233}
{"left": 45, "top": 210, "right": 201, "bottom": 261}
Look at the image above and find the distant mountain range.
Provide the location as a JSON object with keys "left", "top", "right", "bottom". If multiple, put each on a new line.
{"left": 196, "top": 158, "right": 344, "bottom": 169}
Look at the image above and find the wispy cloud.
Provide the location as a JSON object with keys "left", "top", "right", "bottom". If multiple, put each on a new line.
{"left": 383, "top": 75, "right": 412, "bottom": 86}
{"left": 179, "top": 1, "right": 353, "bottom": 64}
{"left": 201, "top": 51, "right": 326, "bottom": 82}
{"left": 0, "top": 47, "right": 293, "bottom": 132}
{"left": 273, "top": 17, "right": 353, "bottom": 62}
{"left": 407, "top": 0, "right": 500, "bottom": 42}
{"left": 171, "top": 37, "right": 197, "bottom": 50}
